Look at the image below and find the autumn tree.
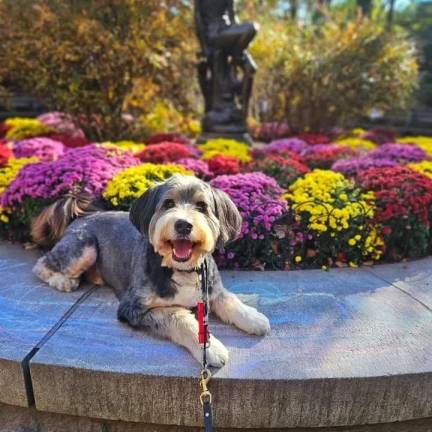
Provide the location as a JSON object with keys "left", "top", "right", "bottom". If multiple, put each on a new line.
{"left": 0, "top": 0, "right": 198, "bottom": 140}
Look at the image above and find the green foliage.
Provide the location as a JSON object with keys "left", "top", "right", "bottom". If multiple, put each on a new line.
{"left": 0, "top": 0, "right": 198, "bottom": 141}
{"left": 0, "top": 198, "right": 52, "bottom": 243}
{"left": 251, "top": 14, "right": 419, "bottom": 132}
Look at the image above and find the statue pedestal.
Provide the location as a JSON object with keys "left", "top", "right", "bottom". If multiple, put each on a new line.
{"left": 197, "top": 132, "right": 254, "bottom": 146}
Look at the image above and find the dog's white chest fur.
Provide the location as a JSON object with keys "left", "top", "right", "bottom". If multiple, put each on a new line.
{"left": 155, "top": 271, "right": 201, "bottom": 308}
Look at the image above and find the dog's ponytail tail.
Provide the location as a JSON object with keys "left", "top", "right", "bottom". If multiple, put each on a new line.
{"left": 31, "top": 192, "right": 98, "bottom": 247}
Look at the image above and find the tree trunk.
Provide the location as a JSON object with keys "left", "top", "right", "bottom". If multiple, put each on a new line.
{"left": 289, "top": 0, "right": 298, "bottom": 20}
{"left": 357, "top": 0, "right": 373, "bottom": 16}
{"left": 387, "top": 0, "right": 395, "bottom": 28}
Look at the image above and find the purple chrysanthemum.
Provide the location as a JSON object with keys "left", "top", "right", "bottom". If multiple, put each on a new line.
{"left": 2, "top": 145, "right": 139, "bottom": 208}
{"left": 13, "top": 137, "right": 66, "bottom": 162}
{"left": 332, "top": 156, "right": 399, "bottom": 178}
{"left": 266, "top": 137, "right": 308, "bottom": 155}
{"left": 177, "top": 158, "right": 212, "bottom": 179}
{"left": 210, "top": 172, "right": 287, "bottom": 239}
{"left": 37, "top": 112, "right": 86, "bottom": 140}
{"left": 368, "top": 143, "right": 427, "bottom": 164}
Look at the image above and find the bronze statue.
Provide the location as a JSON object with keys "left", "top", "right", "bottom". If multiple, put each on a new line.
{"left": 194, "top": 0, "right": 258, "bottom": 143}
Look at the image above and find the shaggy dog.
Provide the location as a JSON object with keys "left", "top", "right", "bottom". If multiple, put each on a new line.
{"left": 32, "top": 175, "right": 270, "bottom": 367}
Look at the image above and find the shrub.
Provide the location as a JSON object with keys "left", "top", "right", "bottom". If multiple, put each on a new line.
{"left": 357, "top": 167, "right": 432, "bottom": 260}
{"left": 0, "top": 0, "right": 196, "bottom": 141}
{"left": 255, "top": 15, "right": 418, "bottom": 132}
{"left": 103, "top": 164, "right": 192, "bottom": 210}
{"left": 285, "top": 170, "right": 384, "bottom": 268}
{"left": 210, "top": 173, "right": 288, "bottom": 270}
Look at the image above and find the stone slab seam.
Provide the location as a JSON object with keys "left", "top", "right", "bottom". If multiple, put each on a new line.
{"left": 18, "top": 285, "right": 98, "bottom": 406}
{"left": 364, "top": 268, "right": 432, "bottom": 313}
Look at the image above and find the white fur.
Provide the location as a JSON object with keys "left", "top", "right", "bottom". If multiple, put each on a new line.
{"left": 211, "top": 289, "right": 271, "bottom": 336}
{"left": 147, "top": 306, "right": 229, "bottom": 367}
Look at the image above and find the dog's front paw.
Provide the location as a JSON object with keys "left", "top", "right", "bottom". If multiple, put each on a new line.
{"left": 240, "top": 307, "right": 271, "bottom": 336}
{"left": 47, "top": 273, "right": 80, "bottom": 292}
{"left": 206, "top": 336, "right": 229, "bottom": 368}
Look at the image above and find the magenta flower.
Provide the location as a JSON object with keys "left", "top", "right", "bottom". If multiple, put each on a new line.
{"left": 210, "top": 173, "right": 288, "bottom": 269}
{"left": 332, "top": 156, "right": 399, "bottom": 178}
{"left": 37, "top": 112, "right": 86, "bottom": 141}
{"left": 266, "top": 137, "right": 308, "bottom": 155}
{"left": 2, "top": 145, "right": 139, "bottom": 208}
{"left": 13, "top": 137, "right": 66, "bottom": 162}
{"left": 177, "top": 158, "right": 213, "bottom": 179}
{"left": 368, "top": 143, "right": 427, "bottom": 164}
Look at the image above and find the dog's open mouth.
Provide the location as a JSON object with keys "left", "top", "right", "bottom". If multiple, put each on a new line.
{"left": 171, "top": 239, "right": 195, "bottom": 262}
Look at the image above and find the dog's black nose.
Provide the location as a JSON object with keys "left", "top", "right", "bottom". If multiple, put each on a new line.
{"left": 175, "top": 219, "right": 193, "bottom": 235}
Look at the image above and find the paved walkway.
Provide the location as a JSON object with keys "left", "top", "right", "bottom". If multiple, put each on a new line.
{"left": 0, "top": 241, "right": 431, "bottom": 429}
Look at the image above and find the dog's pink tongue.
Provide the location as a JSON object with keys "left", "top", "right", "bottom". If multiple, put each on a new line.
{"left": 173, "top": 240, "right": 193, "bottom": 259}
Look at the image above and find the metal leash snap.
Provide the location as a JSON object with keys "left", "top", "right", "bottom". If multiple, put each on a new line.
{"left": 200, "top": 368, "right": 212, "bottom": 405}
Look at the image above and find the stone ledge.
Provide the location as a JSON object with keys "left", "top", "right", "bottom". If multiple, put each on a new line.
{"left": 1, "top": 242, "right": 432, "bottom": 429}
{"left": 2, "top": 402, "right": 432, "bottom": 432}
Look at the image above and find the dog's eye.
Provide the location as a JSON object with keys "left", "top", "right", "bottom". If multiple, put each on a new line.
{"left": 163, "top": 199, "right": 175, "bottom": 209}
{"left": 196, "top": 201, "right": 207, "bottom": 213}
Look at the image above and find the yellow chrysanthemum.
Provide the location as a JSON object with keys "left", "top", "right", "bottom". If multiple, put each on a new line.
{"left": 408, "top": 160, "right": 432, "bottom": 179}
{"left": 284, "top": 169, "right": 383, "bottom": 262}
{"left": 0, "top": 157, "right": 39, "bottom": 196}
{"left": 200, "top": 139, "right": 251, "bottom": 163}
{"left": 350, "top": 128, "right": 367, "bottom": 137}
{"left": 335, "top": 137, "right": 376, "bottom": 151}
{"left": 5, "top": 118, "right": 52, "bottom": 141}
{"left": 103, "top": 163, "right": 193, "bottom": 209}
{"left": 100, "top": 141, "right": 146, "bottom": 153}
{"left": 0, "top": 207, "right": 11, "bottom": 224}
{"left": 399, "top": 136, "right": 432, "bottom": 155}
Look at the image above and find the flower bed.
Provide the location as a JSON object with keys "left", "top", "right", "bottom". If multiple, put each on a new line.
{"left": 1, "top": 114, "right": 432, "bottom": 270}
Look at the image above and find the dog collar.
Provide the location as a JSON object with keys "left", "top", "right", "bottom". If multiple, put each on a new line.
{"left": 177, "top": 267, "right": 201, "bottom": 274}
{"left": 176, "top": 257, "right": 209, "bottom": 274}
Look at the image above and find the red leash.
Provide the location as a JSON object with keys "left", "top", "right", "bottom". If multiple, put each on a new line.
{"left": 197, "top": 259, "right": 214, "bottom": 432}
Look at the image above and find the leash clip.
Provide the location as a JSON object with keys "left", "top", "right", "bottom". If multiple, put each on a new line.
{"left": 200, "top": 368, "right": 212, "bottom": 405}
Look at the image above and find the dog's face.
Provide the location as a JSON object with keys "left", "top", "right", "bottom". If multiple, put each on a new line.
{"left": 130, "top": 175, "right": 242, "bottom": 270}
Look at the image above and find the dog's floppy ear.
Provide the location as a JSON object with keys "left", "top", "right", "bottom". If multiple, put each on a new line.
{"left": 130, "top": 183, "right": 164, "bottom": 235}
{"left": 211, "top": 187, "right": 242, "bottom": 247}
